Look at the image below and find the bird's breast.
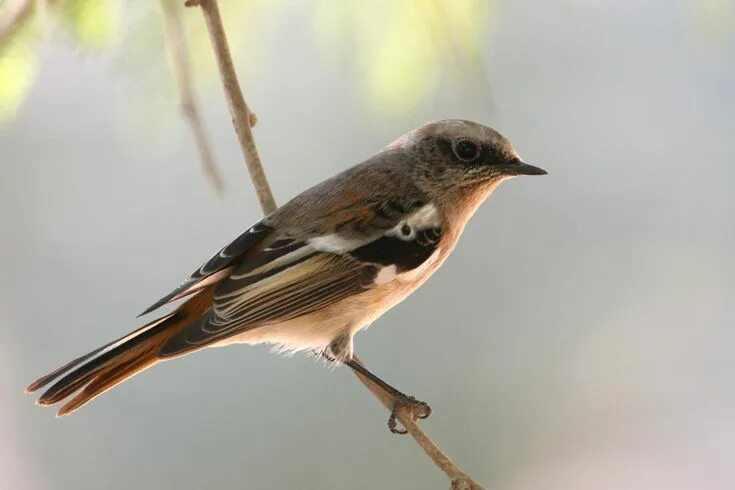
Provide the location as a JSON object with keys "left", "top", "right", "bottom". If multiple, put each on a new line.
{"left": 368, "top": 239, "right": 456, "bottom": 316}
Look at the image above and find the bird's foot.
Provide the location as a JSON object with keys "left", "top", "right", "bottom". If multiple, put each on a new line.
{"left": 388, "top": 394, "right": 432, "bottom": 435}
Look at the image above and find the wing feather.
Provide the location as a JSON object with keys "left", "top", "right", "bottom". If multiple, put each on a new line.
{"left": 138, "top": 220, "right": 274, "bottom": 316}
{"left": 141, "top": 159, "right": 430, "bottom": 317}
{"left": 158, "top": 251, "right": 377, "bottom": 357}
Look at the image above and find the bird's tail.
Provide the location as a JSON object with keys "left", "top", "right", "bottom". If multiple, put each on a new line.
{"left": 25, "top": 287, "right": 214, "bottom": 416}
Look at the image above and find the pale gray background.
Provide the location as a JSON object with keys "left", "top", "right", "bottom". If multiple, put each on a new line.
{"left": 2, "top": 1, "right": 734, "bottom": 489}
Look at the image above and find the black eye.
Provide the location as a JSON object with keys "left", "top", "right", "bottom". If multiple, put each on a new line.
{"left": 453, "top": 139, "right": 481, "bottom": 162}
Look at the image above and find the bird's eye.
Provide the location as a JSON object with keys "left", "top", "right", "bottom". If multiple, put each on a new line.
{"left": 453, "top": 139, "right": 481, "bottom": 162}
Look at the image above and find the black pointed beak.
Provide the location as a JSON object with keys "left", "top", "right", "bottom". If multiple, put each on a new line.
{"left": 513, "top": 161, "right": 547, "bottom": 176}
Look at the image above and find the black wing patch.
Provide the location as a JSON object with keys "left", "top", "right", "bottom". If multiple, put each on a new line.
{"left": 349, "top": 226, "right": 442, "bottom": 271}
{"left": 138, "top": 220, "right": 274, "bottom": 317}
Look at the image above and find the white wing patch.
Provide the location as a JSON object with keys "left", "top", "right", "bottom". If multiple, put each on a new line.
{"left": 308, "top": 203, "right": 440, "bottom": 252}
{"left": 374, "top": 265, "right": 398, "bottom": 285}
{"left": 386, "top": 203, "right": 440, "bottom": 241}
{"left": 228, "top": 246, "right": 315, "bottom": 280}
{"left": 308, "top": 234, "right": 365, "bottom": 253}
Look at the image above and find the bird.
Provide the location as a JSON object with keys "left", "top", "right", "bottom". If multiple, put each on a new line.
{"left": 26, "top": 119, "right": 546, "bottom": 431}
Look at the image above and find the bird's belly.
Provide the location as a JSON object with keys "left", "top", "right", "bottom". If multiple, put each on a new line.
{"left": 372, "top": 249, "right": 446, "bottom": 313}
{"left": 215, "top": 288, "right": 389, "bottom": 354}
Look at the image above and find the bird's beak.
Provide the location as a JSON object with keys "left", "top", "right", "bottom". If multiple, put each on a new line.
{"left": 511, "top": 161, "right": 547, "bottom": 176}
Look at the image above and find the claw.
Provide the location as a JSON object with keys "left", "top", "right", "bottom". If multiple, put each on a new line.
{"left": 417, "top": 402, "right": 432, "bottom": 419}
{"left": 387, "top": 395, "right": 432, "bottom": 435}
{"left": 388, "top": 409, "right": 408, "bottom": 434}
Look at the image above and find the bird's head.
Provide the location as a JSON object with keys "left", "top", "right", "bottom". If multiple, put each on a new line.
{"left": 390, "top": 119, "right": 546, "bottom": 193}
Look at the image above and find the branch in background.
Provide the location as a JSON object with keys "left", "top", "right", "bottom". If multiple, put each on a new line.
{"left": 184, "top": 1, "right": 484, "bottom": 488}
{"left": 0, "top": 0, "right": 34, "bottom": 51}
{"left": 159, "top": 0, "right": 224, "bottom": 195}
{"left": 184, "top": 0, "right": 276, "bottom": 215}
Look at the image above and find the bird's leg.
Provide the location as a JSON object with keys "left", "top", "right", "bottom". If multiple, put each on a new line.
{"left": 344, "top": 356, "right": 432, "bottom": 435}
{"left": 324, "top": 333, "right": 354, "bottom": 363}
{"left": 324, "top": 335, "right": 431, "bottom": 434}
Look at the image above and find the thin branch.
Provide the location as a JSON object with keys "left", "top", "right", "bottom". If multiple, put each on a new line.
{"left": 160, "top": 0, "right": 225, "bottom": 195}
{"left": 351, "top": 355, "right": 485, "bottom": 490}
{"left": 0, "top": 0, "right": 34, "bottom": 51}
{"left": 184, "top": 1, "right": 484, "bottom": 488}
{"left": 184, "top": 0, "right": 276, "bottom": 215}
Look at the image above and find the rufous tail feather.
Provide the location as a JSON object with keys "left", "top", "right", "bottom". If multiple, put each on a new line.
{"left": 26, "top": 287, "right": 214, "bottom": 416}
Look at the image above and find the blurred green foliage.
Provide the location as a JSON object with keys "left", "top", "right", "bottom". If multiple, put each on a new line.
{"left": 690, "top": 0, "right": 735, "bottom": 45}
{"left": 0, "top": 0, "right": 492, "bottom": 124}
{"left": 0, "top": 0, "right": 732, "bottom": 124}
{"left": 0, "top": 0, "right": 120, "bottom": 121}
{"left": 0, "top": 39, "right": 37, "bottom": 120}
{"left": 0, "top": 0, "right": 39, "bottom": 121}
{"left": 312, "top": 0, "right": 491, "bottom": 114}
{"left": 60, "top": 0, "right": 120, "bottom": 47}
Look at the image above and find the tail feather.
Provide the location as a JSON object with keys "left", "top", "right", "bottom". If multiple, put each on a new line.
{"left": 56, "top": 350, "right": 160, "bottom": 416}
{"left": 34, "top": 312, "right": 180, "bottom": 406}
{"left": 27, "top": 287, "right": 214, "bottom": 416}
{"left": 24, "top": 319, "right": 162, "bottom": 395}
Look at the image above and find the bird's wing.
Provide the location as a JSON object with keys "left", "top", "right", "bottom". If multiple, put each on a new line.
{"left": 140, "top": 156, "right": 425, "bottom": 317}
{"left": 268, "top": 150, "right": 430, "bottom": 239}
{"left": 158, "top": 202, "right": 444, "bottom": 357}
{"left": 138, "top": 219, "right": 275, "bottom": 316}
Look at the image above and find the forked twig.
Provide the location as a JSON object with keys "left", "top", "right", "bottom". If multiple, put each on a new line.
{"left": 184, "top": 1, "right": 484, "bottom": 487}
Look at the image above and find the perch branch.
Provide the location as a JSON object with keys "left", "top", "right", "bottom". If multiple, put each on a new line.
{"left": 160, "top": 0, "right": 224, "bottom": 195}
{"left": 185, "top": 1, "right": 484, "bottom": 488}
{"left": 184, "top": 0, "right": 276, "bottom": 214}
{"left": 350, "top": 355, "right": 484, "bottom": 490}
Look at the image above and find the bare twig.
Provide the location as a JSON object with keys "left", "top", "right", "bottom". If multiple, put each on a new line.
{"left": 184, "top": 1, "right": 484, "bottom": 487}
{"left": 160, "top": 0, "right": 225, "bottom": 195}
{"left": 184, "top": 0, "right": 276, "bottom": 214}
{"left": 0, "top": 0, "right": 34, "bottom": 51}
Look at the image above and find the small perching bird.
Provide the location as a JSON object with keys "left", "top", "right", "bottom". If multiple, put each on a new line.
{"left": 26, "top": 119, "right": 546, "bottom": 430}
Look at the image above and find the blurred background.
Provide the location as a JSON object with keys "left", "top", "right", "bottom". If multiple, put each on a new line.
{"left": 1, "top": 0, "right": 734, "bottom": 489}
